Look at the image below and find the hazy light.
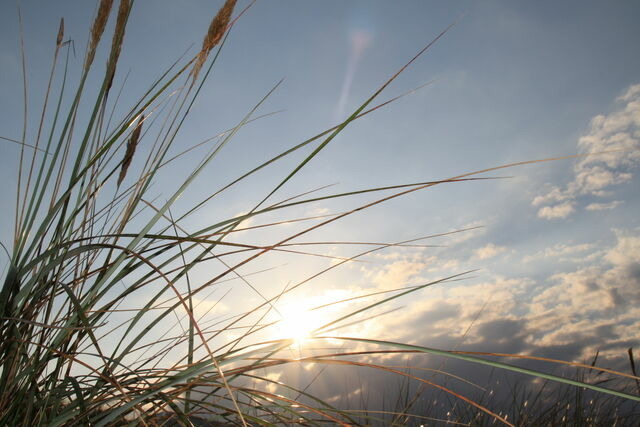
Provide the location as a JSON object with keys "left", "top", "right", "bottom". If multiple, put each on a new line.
{"left": 276, "top": 302, "right": 324, "bottom": 345}
{"left": 335, "top": 29, "right": 374, "bottom": 120}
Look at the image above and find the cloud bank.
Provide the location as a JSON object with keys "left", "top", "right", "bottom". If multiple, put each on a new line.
{"left": 337, "top": 228, "right": 640, "bottom": 370}
{"left": 534, "top": 83, "right": 640, "bottom": 219}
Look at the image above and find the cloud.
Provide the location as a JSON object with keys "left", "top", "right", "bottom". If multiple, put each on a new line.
{"left": 534, "top": 83, "right": 640, "bottom": 219}
{"left": 518, "top": 229, "right": 640, "bottom": 361}
{"left": 360, "top": 229, "right": 640, "bottom": 369}
{"left": 424, "top": 255, "right": 460, "bottom": 273}
{"left": 472, "top": 318, "right": 529, "bottom": 353}
{"left": 368, "top": 257, "right": 425, "bottom": 289}
{"left": 532, "top": 186, "right": 566, "bottom": 207}
{"left": 293, "top": 227, "right": 640, "bottom": 403}
{"left": 539, "top": 243, "right": 594, "bottom": 258}
{"left": 605, "top": 228, "right": 640, "bottom": 267}
{"left": 473, "top": 243, "right": 506, "bottom": 260}
{"left": 585, "top": 200, "right": 623, "bottom": 211}
{"left": 537, "top": 201, "right": 575, "bottom": 219}
{"left": 522, "top": 242, "right": 596, "bottom": 263}
{"left": 264, "top": 230, "right": 640, "bottom": 411}
{"left": 251, "top": 372, "right": 282, "bottom": 394}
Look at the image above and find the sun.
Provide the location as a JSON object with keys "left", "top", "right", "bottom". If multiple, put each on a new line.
{"left": 272, "top": 290, "right": 354, "bottom": 346}
{"left": 275, "top": 303, "right": 325, "bottom": 345}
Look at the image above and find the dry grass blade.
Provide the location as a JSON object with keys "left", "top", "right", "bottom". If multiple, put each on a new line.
{"left": 117, "top": 114, "right": 144, "bottom": 187}
{"left": 191, "top": 0, "right": 237, "bottom": 82}
{"left": 629, "top": 348, "right": 640, "bottom": 395}
{"left": 85, "top": 0, "right": 114, "bottom": 70}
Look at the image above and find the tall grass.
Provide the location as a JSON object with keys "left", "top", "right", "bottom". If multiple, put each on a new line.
{"left": 1, "top": 1, "right": 639, "bottom": 425}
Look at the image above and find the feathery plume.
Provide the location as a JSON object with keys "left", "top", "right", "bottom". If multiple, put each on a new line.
{"left": 192, "top": 0, "right": 237, "bottom": 82}
{"left": 85, "top": 0, "right": 114, "bottom": 71}
{"left": 117, "top": 114, "right": 144, "bottom": 187}
{"left": 56, "top": 18, "right": 64, "bottom": 48}
{"left": 106, "top": 0, "right": 131, "bottom": 93}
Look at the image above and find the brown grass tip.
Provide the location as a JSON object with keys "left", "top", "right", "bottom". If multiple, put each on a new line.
{"left": 117, "top": 114, "right": 144, "bottom": 187}
{"left": 192, "top": 0, "right": 237, "bottom": 82}
{"left": 106, "top": 0, "right": 131, "bottom": 93}
{"left": 85, "top": 0, "right": 115, "bottom": 70}
{"left": 56, "top": 18, "right": 64, "bottom": 47}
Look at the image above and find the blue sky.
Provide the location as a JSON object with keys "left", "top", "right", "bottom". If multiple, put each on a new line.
{"left": 1, "top": 0, "right": 640, "bottom": 414}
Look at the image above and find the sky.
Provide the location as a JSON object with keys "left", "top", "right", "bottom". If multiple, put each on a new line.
{"left": 1, "top": 0, "right": 640, "bottom": 419}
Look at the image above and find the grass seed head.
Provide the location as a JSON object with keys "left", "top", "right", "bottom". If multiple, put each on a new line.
{"left": 192, "top": 0, "right": 237, "bottom": 82}
{"left": 118, "top": 114, "right": 144, "bottom": 187}
{"left": 106, "top": 0, "right": 131, "bottom": 93}
{"left": 56, "top": 18, "right": 64, "bottom": 47}
{"left": 85, "top": 0, "right": 114, "bottom": 71}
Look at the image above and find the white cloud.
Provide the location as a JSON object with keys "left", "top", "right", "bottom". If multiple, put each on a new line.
{"left": 537, "top": 201, "right": 575, "bottom": 219}
{"left": 534, "top": 83, "right": 640, "bottom": 219}
{"left": 585, "top": 200, "right": 623, "bottom": 211}
{"left": 520, "top": 229, "right": 640, "bottom": 359}
{"left": 251, "top": 372, "right": 282, "bottom": 394}
{"left": 359, "top": 229, "right": 640, "bottom": 365}
{"left": 605, "top": 228, "right": 640, "bottom": 267}
{"left": 473, "top": 243, "right": 506, "bottom": 260}
{"left": 367, "top": 256, "right": 425, "bottom": 289}
{"left": 523, "top": 242, "right": 596, "bottom": 263}
{"left": 531, "top": 185, "right": 566, "bottom": 207}
{"left": 446, "top": 221, "right": 486, "bottom": 245}
{"left": 424, "top": 255, "right": 460, "bottom": 273}
{"left": 314, "top": 228, "right": 640, "bottom": 370}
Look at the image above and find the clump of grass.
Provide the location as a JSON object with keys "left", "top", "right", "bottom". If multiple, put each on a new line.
{"left": 1, "top": 1, "right": 639, "bottom": 426}
{"left": 435, "top": 358, "right": 640, "bottom": 426}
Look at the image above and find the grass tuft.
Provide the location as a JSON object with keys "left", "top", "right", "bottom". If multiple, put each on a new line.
{"left": 1, "top": 2, "right": 638, "bottom": 426}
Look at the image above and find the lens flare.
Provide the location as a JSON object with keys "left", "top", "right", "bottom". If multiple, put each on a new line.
{"left": 335, "top": 29, "right": 374, "bottom": 120}
{"left": 276, "top": 303, "right": 324, "bottom": 344}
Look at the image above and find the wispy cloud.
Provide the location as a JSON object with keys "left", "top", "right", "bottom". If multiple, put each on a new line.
{"left": 473, "top": 243, "right": 506, "bottom": 260}
{"left": 534, "top": 83, "right": 640, "bottom": 219}
{"left": 585, "top": 200, "right": 623, "bottom": 211}
{"left": 523, "top": 242, "right": 595, "bottom": 263}
{"left": 537, "top": 201, "right": 575, "bottom": 219}
{"left": 368, "top": 257, "right": 425, "bottom": 289}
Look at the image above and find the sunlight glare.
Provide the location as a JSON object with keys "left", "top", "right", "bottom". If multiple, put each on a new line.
{"left": 276, "top": 303, "right": 324, "bottom": 345}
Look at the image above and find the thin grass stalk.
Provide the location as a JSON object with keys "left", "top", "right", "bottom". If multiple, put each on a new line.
{"left": 77, "top": 36, "right": 232, "bottom": 305}
{"left": 16, "top": 54, "right": 194, "bottom": 266}
{"left": 14, "top": 7, "right": 29, "bottom": 247}
{"left": 100, "top": 81, "right": 284, "bottom": 371}
{"left": 19, "top": 18, "right": 64, "bottom": 243}
{"left": 167, "top": 208, "right": 196, "bottom": 415}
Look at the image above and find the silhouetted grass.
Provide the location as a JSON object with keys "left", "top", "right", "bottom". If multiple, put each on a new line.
{"left": 1, "top": 1, "right": 638, "bottom": 426}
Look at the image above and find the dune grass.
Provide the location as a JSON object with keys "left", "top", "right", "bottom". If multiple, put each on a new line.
{"left": 1, "top": 1, "right": 639, "bottom": 425}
